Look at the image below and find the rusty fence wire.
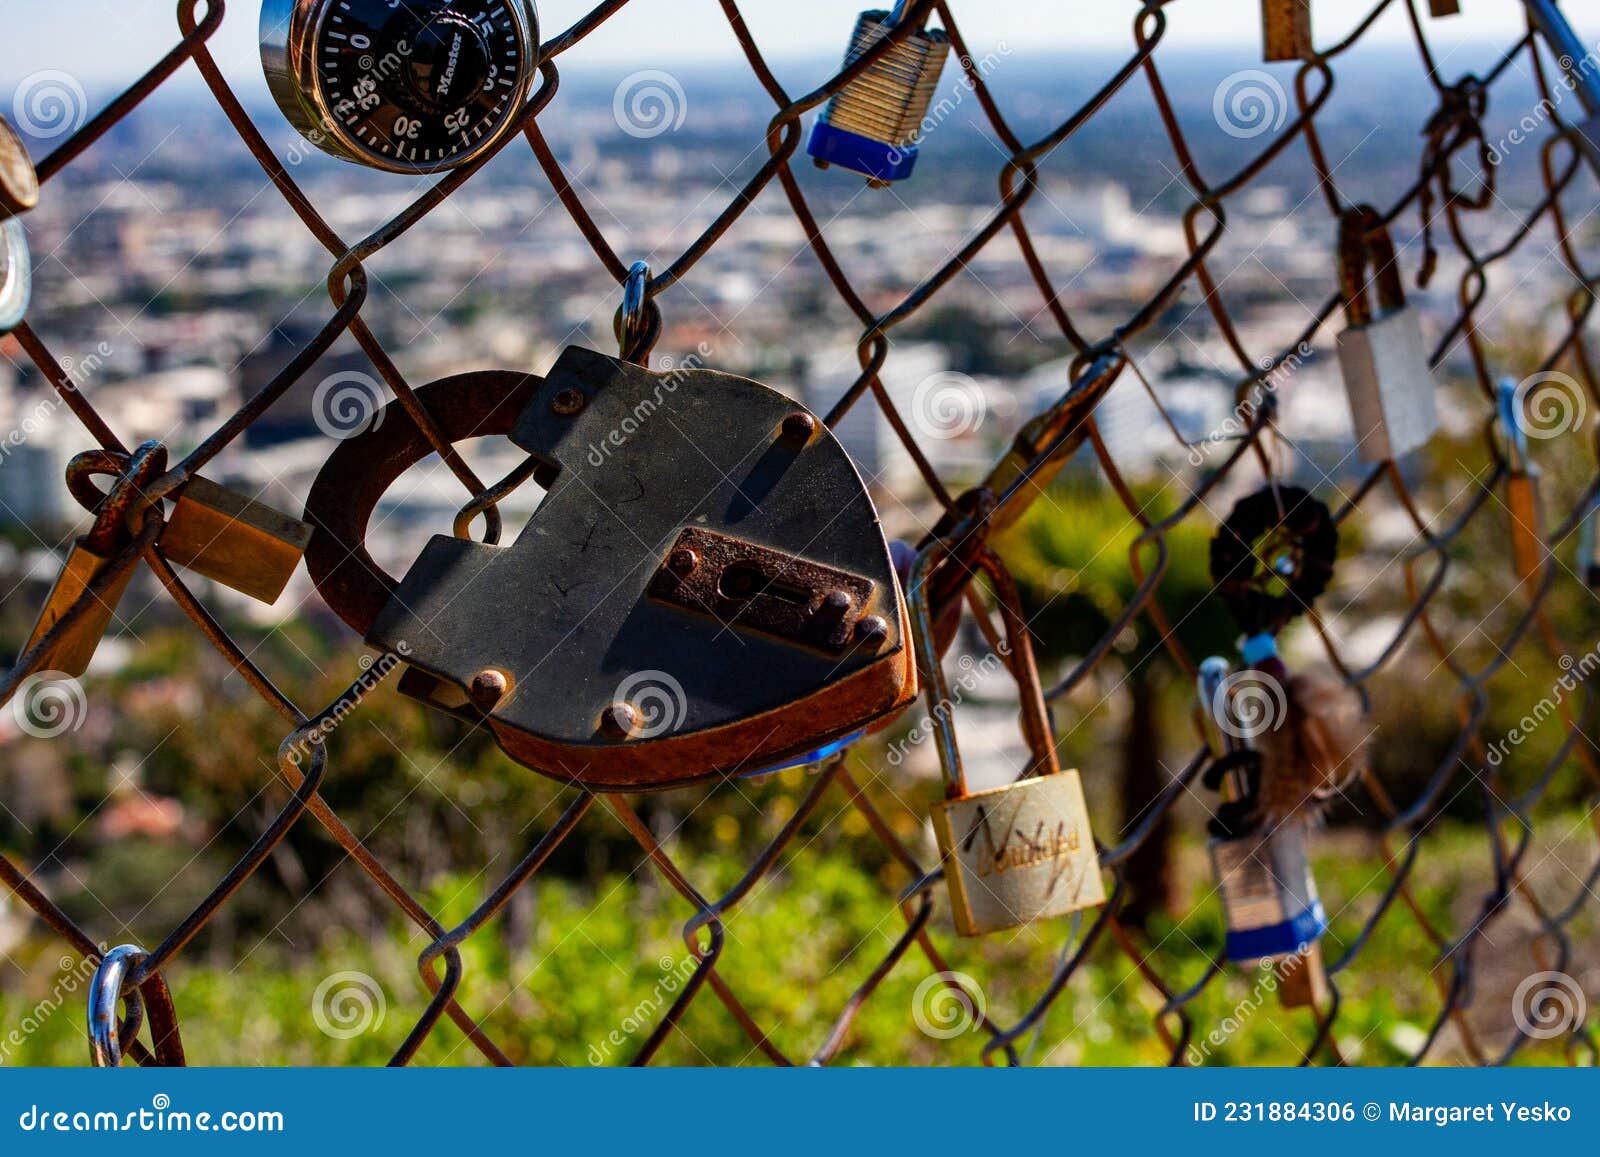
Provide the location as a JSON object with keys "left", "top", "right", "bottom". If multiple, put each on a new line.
{"left": 2, "top": 0, "right": 1600, "bottom": 1067}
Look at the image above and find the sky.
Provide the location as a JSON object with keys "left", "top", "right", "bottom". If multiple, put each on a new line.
{"left": 2, "top": 0, "right": 1548, "bottom": 89}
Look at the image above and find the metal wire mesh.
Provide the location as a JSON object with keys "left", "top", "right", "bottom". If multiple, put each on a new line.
{"left": 2, "top": 0, "right": 1599, "bottom": 1067}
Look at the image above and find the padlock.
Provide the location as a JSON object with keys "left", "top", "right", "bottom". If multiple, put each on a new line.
{"left": 261, "top": 0, "right": 541, "bottom": 174}
{"left": 1497, "top": 377, "right": 1544, "bottom": 583}
{"left": 1581, "top": 498, "right": 1600, "bottom": 588}
{"left": 1525, "top": 0, "right": 1600, "bottom": 179}
{"left": 158, "top": 476, "right": 313, "bottom": 604}
{"left": 1199, "top": 658, "right": 1328, "bottom": 1005}
{"left": 303, "top": 350, "right": 917, "bottom": 792}
{"left": 807, "top": 2, "right": 951, "bottom": 186}
{"left": 0, "top": 113, "right": 40, "bottom": 219}
{"left": 1428, "top": 0, "right": 1460, "bottom": 16}
{"left": 913, "top": 547, "right": 1105, "bottom": 937}
{"left": 1334, "top": 207, "right": 1439, "bottom": 464}
{"left": 1261, "top": 0, "right": 1313, "bottom": 63}
{"left": 22, "top": 445, "right": 168, "bottom": 678}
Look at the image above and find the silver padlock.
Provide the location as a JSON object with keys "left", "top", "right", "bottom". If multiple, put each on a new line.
{"left": 914, "top": 547, "right": 1104, "bottom": 937}
{"left": 807, "top": 2, "right": 951, "bottom": 187}
{"left": 261, "top": 0, "right": 541, "bottom": 173}
{"left": 1334, "top": 206, "right": 1439, "bottom": 463}
{"left": 1198, "top": 660, "right": 1327, "bottom": 969}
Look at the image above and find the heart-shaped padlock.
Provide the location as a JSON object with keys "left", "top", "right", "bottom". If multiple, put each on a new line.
{"left": 304, "top": 348, "right": 917, "bottom": 791}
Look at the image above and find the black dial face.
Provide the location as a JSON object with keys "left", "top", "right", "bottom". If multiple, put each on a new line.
{"left": 312, "top": 0, "right": 532, "bottom": 170}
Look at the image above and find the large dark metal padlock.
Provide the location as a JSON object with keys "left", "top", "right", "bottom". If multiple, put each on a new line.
{"left": 303, "top": 348, "right": 916, "bottom": 791}
{"left": 807, "top": 2, "right": 951, "bottom": 186}
{"left": 912, "top": 548, "right": 1104, "bottom": 937}
{"left": 261, "top": 0, "right": 541, "bottom": 173}
{"left": 1334, "top": 208, "right": 1438, "bottom": 463}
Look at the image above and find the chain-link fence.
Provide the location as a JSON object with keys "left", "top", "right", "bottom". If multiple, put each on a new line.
{"left": 1, "top": 0, "right": 1598, "bottom": 1066}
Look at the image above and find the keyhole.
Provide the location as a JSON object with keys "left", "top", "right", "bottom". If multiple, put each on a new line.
{"left": 719, "top": 561, "right": 811, "bottom": 605}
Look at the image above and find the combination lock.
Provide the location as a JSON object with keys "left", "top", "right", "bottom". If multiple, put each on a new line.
{"left": 261, "top": 0, "right": 541, "bottom": 174}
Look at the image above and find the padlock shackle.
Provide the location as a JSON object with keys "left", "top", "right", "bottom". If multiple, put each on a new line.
{"left": 908, "top": 543, "right": 1058, "bottom": 800}
{"left": 1337, "top": 205, "right": 1406, "bottom": 328}
{"left": 1525, "top": 0, "right": 1600, "bottom": 114}
{"left": 1496, "top": 376, "right": 1536, "bottom": 475}
{"left": 886, "top": 0, "right": 931, "bottom": 33}
{"left": 613, "top": 260, "right": 660, "bottom": 365}
{"left": 66, "top": 441, "right": 168, "bottom": 556}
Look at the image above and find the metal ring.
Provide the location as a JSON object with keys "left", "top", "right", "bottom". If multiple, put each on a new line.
{"left": 613, "top": 260, "right": 658, "bottom": 363}
{"left": 88, "top": 945, "right": 148, "bottom": 1068}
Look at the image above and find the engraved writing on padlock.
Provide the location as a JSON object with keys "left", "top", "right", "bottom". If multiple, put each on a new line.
{"left": 159, "top": 477, "right": 314, "bottom": 604}
{"left": 260, "top": 0, "right": 541, "bottom": 174}
{"left": 1334, "top": 208, "right": 1439, "bottom": 463}
{"left": 807, "top": 3, "right": 951, "bottom": 185}
{"left": 303, "top": 351, "right": 917, "bottom": 792}
{"left": 913, "top": 549, "right": 1104, "bottom": 937}
{"left": 1261, "top": 0, "right": 1313, "bottom": 63}
{"left": 1210, "top": 825, "right": 1327, "bottom": 965}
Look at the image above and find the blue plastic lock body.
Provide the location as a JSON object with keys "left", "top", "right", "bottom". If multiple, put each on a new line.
{"left": 1224, "top": 898, "right": 1328, "bottom": 963}
{"left": 743, "top": 728, "right": 866, "bottom": 779}
{"left": 806, "top": 121, "right": 919, "bottom": 183}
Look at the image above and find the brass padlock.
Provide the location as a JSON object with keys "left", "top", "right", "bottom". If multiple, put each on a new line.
{"left": 1334, "top": 207, "right": 1439, "bottom": 463}
{"left": 1261, "top": 0, "right": 1313, "bottom": 63}
{"left": 304, "top": 350, "right": 917, "bottom": 792}
{"left": 1198, "top": 658, "right": 1328, "bottom": 1006}
{"left": 261, "top": 0, "right": 541, "bottom": 174}
{"left": 159, "top": 476, "right": 313, "bottom": 604}
{"left": 23, "top": 445, "right": 168, "bottom": 678}
{"left": 807, "top": 2, "right": 951, "bottom": 186}
{"left": 0, "top": 113, "right": 40, "bottom": 219}
{"left": 913, "top": 547, "right": 1104, "bottom": 937}
{"left": 1497, "top": 377, "right": 1544, "bottom": 583}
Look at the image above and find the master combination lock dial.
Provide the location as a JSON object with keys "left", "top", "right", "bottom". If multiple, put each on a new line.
{"left": 261, "top": 0, "right": 540, "bottom": 174}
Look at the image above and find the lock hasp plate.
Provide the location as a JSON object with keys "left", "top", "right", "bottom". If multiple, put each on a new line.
{"left": 932, "top": 770, "right": 1105, "bottom": 937}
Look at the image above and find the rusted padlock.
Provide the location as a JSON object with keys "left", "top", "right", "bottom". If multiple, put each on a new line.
{"left": 1261, "top": 0, "right": 1313, "bottom": 62}
{"left": 1497, "top": 377, "right": 1544, "bottom": 584}
{"left": 22, "top": 444, "right": 167, "bottom": 678}
{"left": 911, "top": 546, "right": 1104, "bottom": 936}
{"left": 304, "top": 349, "right": 917, "bottom": 791}
{"left": 1335, "top": 207, "right": 1439, "bottom": 463}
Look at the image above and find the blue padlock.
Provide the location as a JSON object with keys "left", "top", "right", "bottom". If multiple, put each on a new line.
{"left": 808, "top": 2, "right": 950, "bottom": 186}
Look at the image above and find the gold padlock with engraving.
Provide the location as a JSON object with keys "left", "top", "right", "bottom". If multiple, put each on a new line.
{"left": 1261, "top": 0, "right": 1313, "bottom": 63}
{"left": 159, "top": 476, "right": 313, "bottom": 604}
{"left": 912, "top": 546, "right": 1104, "bottom": 937}
{"left": 1497, "top": 378, "right": 1544, "bottom": 583}
{"left": 23, "top": 445, "right": 168, "bottom": 677}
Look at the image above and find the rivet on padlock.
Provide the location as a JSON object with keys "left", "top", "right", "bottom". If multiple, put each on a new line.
{"left": 1198, "top": 657, "right": 1329, "bottom": 1006}
{"left": 158, "top": 476, "right": 314, "bottom": 605}
{"left": 1525, "top": 0, "right": 1600, "bottom": 180}
{"left": 807, "top": 1, "right": 951, "bottom": 187}
{"left": 260, "top": 0, "right": 542, "bottom": 174}
{"left": 1261, "top": 0, "right": 1314, "bottom": 63}
{"left": 914, "top": 547, "right": 1105, "bottom": 937}
{"left": 1497, "top": 377, "right": 1545, "bottom": 584}
{"left": 23, "top": 444, "right": 168, "bottom": 679}
{"left": 1334, "top": 206, "right": 1439, "bottom": 463}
